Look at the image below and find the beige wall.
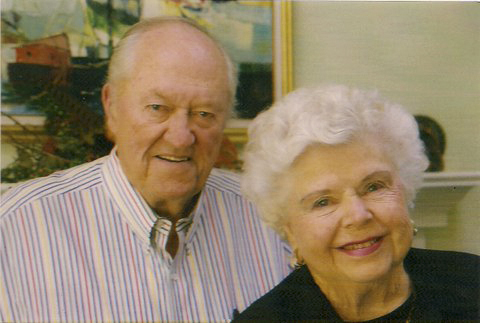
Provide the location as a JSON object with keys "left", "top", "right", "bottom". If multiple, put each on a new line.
{"left": 424, "top": 186, "right": 480, "bottom": 255}
{"left": 292, "top": 1, "right": 479, "bottom": 255}
{"left": 2, "top": 2, "right": 478, "bottom": 255}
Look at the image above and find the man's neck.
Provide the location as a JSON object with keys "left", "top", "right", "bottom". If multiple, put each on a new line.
{"left": 154, "top": 193, "right": 201, "bottom": 222}
{"left": 151, "top": 193, "right": 200, "bottom": 258}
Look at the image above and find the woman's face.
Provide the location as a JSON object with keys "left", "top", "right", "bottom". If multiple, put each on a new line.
{"left": 282, "top": 139, "right": 413, "bottom": 285}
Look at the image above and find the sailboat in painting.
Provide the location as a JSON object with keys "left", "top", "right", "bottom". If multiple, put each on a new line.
{"left": 3, "top": 0, "right": 141, "bottom": 111}
{"left": 2, "top": 0, "right": 273, "bottom": 118}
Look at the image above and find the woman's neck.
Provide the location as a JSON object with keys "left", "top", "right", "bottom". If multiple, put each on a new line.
{"left": 312, "top": 266, "right": 412, "bottom": 322}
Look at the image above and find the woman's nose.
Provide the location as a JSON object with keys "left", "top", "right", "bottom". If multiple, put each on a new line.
{"left": 341, "top": 195, "right": 373, "bottom": 228}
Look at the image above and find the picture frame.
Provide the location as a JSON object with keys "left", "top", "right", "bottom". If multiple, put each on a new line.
{"left": 1, "top": 0, "right": 293, "bottom": 177}
{"left": 1, "top": 0, "right": 293, "bottom": 137}
{"left": 225, "top": 0, "right": 293, "bottom": 149}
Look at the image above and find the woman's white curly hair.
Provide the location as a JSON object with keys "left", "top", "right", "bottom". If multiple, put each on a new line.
{"left": 241, "top": 84, "right": 429, "bottom": 239}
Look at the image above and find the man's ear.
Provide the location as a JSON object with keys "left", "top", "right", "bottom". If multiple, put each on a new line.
{"left": 102, "top": 83, "right": 117, "bottom": 141}
{"left": 102, "top": 83, "right": 114, "bottom": 121}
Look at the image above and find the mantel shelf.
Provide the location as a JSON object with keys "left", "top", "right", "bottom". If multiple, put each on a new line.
{"left": 421, "top": 171, "right": 480, "bottom": 188}
{"left": 412, "top": 171, "right": 479, "bottom": 233}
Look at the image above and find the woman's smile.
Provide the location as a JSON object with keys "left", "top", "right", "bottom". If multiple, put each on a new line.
{"left": 337, "top": 236, "right": 384, "bottom": 257}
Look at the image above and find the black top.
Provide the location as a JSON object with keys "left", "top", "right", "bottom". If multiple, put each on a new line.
{"left": 232, "top": 248, "right": 480, "bottom": 322}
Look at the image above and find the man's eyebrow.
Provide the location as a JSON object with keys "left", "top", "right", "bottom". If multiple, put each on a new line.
{"left": 140, "top": 90, "right": 165, "bottom": 101}
{"left": 150, "top": 90, "right": 167, "bottom": 99}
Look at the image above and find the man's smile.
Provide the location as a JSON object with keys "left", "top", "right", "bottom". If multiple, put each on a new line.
{"left": 155, "top": 155, "right": 191, "bottom": 162}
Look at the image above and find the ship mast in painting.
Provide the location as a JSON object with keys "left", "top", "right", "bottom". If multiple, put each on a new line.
{"left": 2, "top": 0, "right": 141, "bottom": 110}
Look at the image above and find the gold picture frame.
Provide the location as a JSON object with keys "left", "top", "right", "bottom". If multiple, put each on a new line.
{"left": 224, "top": 0, "right": 293, "bottom": 149}
{"left": 1, "top": 1, "right": 293, "bottom": 174}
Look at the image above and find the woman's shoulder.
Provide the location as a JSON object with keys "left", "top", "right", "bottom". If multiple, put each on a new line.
{"left": 406, "top": 248, "right": 479, "bottom": 320}
{"left": 405, "top": 247, "right": 479, "bottom": 287}
{"left": 232, "top": 267, "right": 307, "bottom": 321}
{"left": 232, "top": 266, "right": 335, "bottom": 321}
{"left": 406, "top": 247, "right": 479, "bottom": 275}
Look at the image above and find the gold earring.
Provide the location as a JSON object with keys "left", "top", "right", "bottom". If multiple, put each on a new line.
{"left": 293, "top": 248, "right": 305, "bottom": 269}
{"left": 410, "top": 219, "right": 418, "bottom": 236}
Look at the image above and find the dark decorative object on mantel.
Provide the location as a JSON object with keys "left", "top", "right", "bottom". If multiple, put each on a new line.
{"left": 414, "top": 115, "right": 446, "bottom": 172}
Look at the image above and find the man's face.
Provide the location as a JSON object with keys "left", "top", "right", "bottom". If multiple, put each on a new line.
{"left": 103, "top": 25, "right": 231, "bottom": 212}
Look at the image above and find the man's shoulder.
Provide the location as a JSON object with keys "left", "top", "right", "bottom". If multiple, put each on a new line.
{"left": 206, "top": 168, "right": 242, "bottom": 195}
{"left": 1, "top": 156, "right": 109, "bottom": 216}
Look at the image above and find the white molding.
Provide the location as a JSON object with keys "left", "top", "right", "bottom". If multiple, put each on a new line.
{"left": 412, "top": 172, "right": 479, "bottom": 228}
{"left": 421, "top": 171, "right": 480, "bottom": 188}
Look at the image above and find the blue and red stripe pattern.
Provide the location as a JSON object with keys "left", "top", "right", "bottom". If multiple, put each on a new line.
{"left": 1, "top": 150, "right": 292, "bottom": 322}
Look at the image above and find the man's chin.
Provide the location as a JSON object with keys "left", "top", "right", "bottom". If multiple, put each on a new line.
{"left": 149, "top": 176, "right": 202, "bottom": 199}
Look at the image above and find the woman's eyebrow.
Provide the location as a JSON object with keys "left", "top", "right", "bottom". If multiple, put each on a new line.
{"left": 360, "top": 170, "right": 393, "bottom": 185}
{"left": 300, "top": 189, "right": 332, "bottom": 204}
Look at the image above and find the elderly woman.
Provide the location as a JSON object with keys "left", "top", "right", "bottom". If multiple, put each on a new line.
{"left": 234, "top": 85, "right": 479, "bottom": 322}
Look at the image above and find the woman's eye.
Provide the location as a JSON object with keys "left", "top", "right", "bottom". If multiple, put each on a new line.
{"left": 313, "top": 198, "right": 330, "bottom": 208}
{"left": 366, "top": 182, "right": 384, "bottom": 193}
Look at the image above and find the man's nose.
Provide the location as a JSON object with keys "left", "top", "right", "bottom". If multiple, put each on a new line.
{"left": 163, "top": 113, "right": 195, "bottom": 148}
{"left": 341, "top": 195, "right": 373, "bottom": 228}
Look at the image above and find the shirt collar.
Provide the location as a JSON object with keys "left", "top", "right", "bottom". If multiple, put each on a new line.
{"left": 102, "top": 148, "right": 158, "bottom": 247}
{"left": 101, "top": 147, "right": 201, "bottom": 248}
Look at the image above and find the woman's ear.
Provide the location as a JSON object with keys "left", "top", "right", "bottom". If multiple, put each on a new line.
{"left": 284, "top": 224, "right": 297, "bottom": 250}
{"left": 284, "top": 224, "right": 305, "bottom": 268}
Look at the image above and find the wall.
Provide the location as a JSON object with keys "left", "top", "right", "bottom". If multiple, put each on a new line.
{"left": 2, "top": 2, "right": 478, "bottom": 255}
{"left": 292, "top": 1, "right": 479, "bottom": 254}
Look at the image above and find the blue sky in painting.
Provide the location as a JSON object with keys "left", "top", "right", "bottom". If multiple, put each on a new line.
{"left": 2, "top": 0, "right": 272, "bottom": 64}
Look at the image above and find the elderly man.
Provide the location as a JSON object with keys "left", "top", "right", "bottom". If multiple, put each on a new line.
{"left": 0, "top": 17, "right": 291, "bottom": 322}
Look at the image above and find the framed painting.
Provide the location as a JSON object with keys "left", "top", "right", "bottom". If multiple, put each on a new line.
{"left": 1, "top": 0, "right": 292, "bottom": 180}
{"left": 224, "top": 0, "right": 293, "bottom": 146}
{"left": 1, "top": 0, "right": 143, "bottom": 180}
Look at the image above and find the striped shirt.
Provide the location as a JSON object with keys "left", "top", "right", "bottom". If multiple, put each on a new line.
{"left": 1, "top": 149, "right": 291, "bottom": 322}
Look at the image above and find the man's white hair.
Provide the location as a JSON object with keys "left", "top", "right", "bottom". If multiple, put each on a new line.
{"left": 106, "top": 16, "right": 237, "bottom": 113}
{"left": 241, "top": 84, "right": 429, "bottom": 239}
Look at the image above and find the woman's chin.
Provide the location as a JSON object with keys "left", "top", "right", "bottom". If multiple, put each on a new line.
{"left": 336, "top": 252, "right": 397, "bottom": 284}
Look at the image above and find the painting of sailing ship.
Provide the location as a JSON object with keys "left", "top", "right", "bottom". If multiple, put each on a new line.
{"left": 2, "top": 0, "right": 274, "bottom": 119}
{"left": 1, "top": 0, "right": 274, "bottom": 181}
{"left": 2, "top": 0, "right": 141, "bottom": 117}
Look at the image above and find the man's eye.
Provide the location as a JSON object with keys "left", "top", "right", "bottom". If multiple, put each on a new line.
{"left": 192, "top": 110, "right": 217, "bottom": 128}
{"left": 147, "top": 104, "right": 164, "bottom": 111}
{"left": 198, "top": 111, "right": 213, "bottom": 118}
